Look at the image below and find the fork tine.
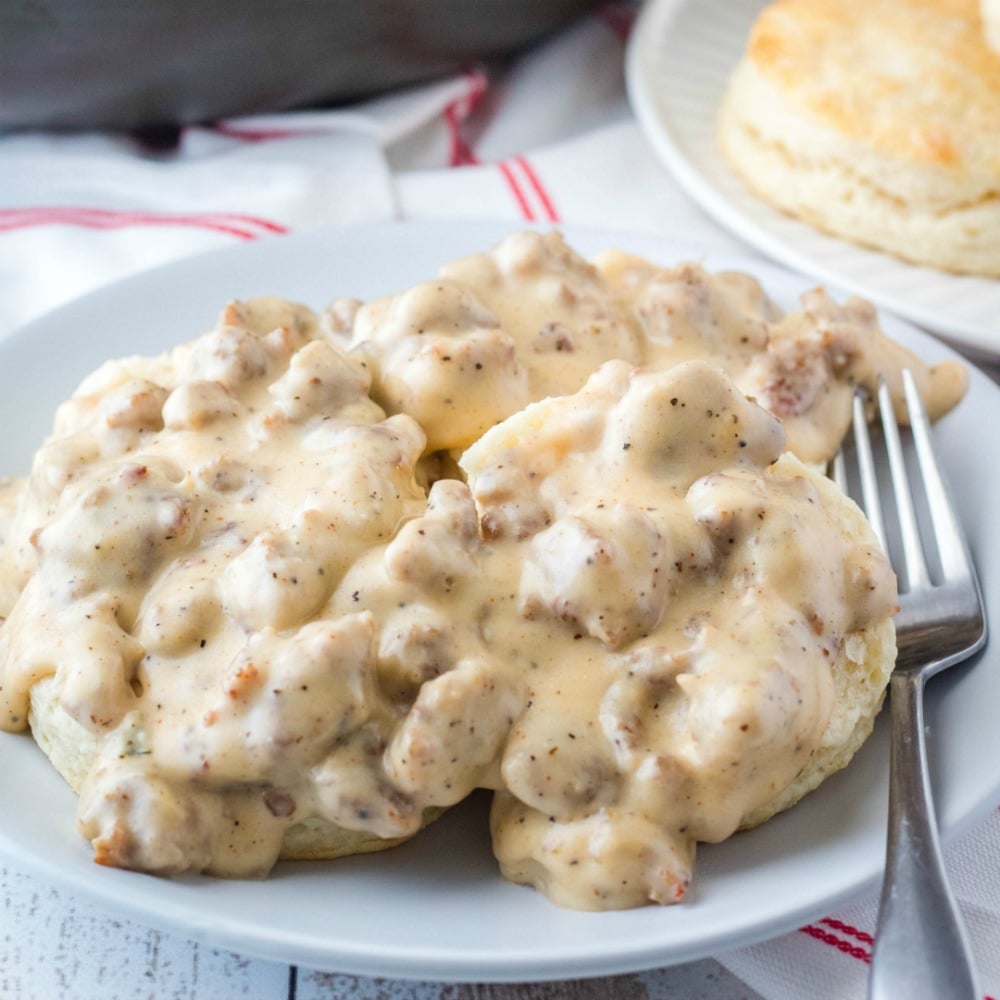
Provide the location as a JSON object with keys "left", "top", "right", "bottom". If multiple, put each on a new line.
{"left": 878, "top": 375, "right": 931, "bottom": 593}
{"left": 851, "top": 388, "right": 887, "bottom": 554}
{"left": 902, "top": 369, "right": 969, "bottom": 583}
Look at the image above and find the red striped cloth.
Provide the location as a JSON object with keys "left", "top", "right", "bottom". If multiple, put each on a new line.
{"left": 723, "top": 808, "right": 1000, "bottom": 999}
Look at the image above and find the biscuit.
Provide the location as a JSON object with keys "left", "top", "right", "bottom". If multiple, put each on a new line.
{"left": 27, "top": 676, "right": 420, "bottom": 863}
{"left": 737, "top": 457, "right": 896, "bottom": 831}
{"left": 718, "top": 0, "right": 1000, "bottom": 276}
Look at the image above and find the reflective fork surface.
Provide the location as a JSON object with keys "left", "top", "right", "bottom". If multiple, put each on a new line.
{"left": 832, "top": 371, "right": 987, "bottom": 1000}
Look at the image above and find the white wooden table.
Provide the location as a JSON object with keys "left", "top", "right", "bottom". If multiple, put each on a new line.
{"left": 1, "top": 860, "right": 761, "bottom": 1000}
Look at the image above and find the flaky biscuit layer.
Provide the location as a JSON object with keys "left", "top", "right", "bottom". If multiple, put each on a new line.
{"left": 719, "top": 0, "right": 1000, "bottom": 276}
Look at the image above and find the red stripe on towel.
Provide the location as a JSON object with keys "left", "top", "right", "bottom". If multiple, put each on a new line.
{"left": 799, "top": 924, "right": 872, "bottom": 964}
{"left": 498, "top": 161, "right": 535, "bottom": 221}
{"left": 205, "top": 123, "right": 321, "bottom": 143}
{"left": 806, "top": 919, "right": 993, "bottom": 1000}
{"left": 0, "top": 206, "right": 287, "bottom": 240}
{"left": 444, "top": 70, "right": 488, "bottom": 167}
{"left": 597, "top": 2, "right": 638, "bottom": 41}
{"left": 513, "top": 156, "right": 560, "bottom": 223}
{"left": 820, "top": 918, "right": 874, "bottom": 945}
{"left": 443, "top": 104, "right": 480, "bottom": 166}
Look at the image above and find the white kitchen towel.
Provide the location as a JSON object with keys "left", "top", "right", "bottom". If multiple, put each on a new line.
{"left": 722, "top": 809, "right": 1000, "bottom": 1000}
{"left": 0, "top": 4, "right": 997, "bottom": 998}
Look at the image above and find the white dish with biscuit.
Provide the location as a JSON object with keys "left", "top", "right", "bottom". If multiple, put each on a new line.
{"left": 0, "top": 221, "right": 997, "bottom": 981}
{"left": 626, "top": 0, "right": 1000, "bottom": 357}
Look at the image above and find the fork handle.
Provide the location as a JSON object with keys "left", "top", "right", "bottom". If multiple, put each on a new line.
{"left": 868, "top": 669, "right": 980, "bottom": 1000}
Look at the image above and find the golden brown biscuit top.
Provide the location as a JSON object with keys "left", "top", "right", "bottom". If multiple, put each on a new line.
{"left": 746, "top": 0, "right": 1000, "bottom": 170}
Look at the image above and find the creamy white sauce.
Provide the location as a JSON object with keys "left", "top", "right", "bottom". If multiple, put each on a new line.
{"left": 0, "top": 232, "right": 956, "bottom": 908}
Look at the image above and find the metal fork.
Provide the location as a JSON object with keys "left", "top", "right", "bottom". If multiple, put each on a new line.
{"left": 833, "top": 370, "right": 987, "bottom": 1000}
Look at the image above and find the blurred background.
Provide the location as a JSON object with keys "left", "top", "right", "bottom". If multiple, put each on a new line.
{"left": 0, "top": 0, "right": 604, "bottom": 129}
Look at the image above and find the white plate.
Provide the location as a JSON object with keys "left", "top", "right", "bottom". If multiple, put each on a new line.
{"left": 0, "top": 221, "right": 997, "bottom": 982}
{"left": 626, "top": 0, "right": 1000, "bottom": 358}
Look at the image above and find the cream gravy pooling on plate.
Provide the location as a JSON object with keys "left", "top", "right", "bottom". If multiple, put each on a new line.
{"left": 0, "top": 231, "right": 956, "bottom": 907}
